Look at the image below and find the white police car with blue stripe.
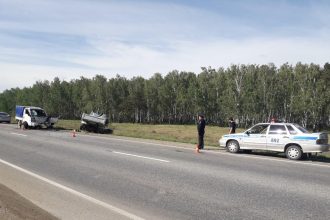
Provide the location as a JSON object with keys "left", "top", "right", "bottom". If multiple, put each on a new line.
{"left": 219, "top": 123, "right": 329, "bottom": 160}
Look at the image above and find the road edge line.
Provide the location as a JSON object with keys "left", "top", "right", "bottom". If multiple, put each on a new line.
{"left": 0, "top": 158, "right": 145, "bottom": 220}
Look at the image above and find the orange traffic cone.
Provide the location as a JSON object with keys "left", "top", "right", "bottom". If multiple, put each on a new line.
{"left": 195, "top": 145, "right": 200, "bottom": 153}
{"left": 72, "top": 129, "right": 76, "bottom": 137}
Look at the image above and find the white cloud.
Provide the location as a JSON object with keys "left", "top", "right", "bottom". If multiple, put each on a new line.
{"left": 1, "top": 34, "right": 329, "bottom": 92}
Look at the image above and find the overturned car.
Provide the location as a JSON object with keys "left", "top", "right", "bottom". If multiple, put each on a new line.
{"left": 80, "top": 112, "right": 110, "bottom": 133}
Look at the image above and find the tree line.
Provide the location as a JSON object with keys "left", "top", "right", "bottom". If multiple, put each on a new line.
{"left": 0, "top": 62, "right": 329, "bottom": 130}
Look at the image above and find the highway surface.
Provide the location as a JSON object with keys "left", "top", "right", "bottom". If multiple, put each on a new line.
{"left": 0, "top": 123, "right": 329, "bottom": 220}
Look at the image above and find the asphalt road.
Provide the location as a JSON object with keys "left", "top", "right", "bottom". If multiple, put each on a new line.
{"left": 0, "top": 123, "right": 329, "bottom": 220}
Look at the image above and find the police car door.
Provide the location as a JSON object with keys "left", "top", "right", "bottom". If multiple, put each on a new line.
{"left": 266, "top": 124, "right": 289, "bottom": 151}
{"left": 242, "top": 124, "right": 268, "bottom": 150}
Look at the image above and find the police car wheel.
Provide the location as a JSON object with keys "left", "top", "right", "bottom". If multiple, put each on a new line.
{"left": 227, "top": 140, "right": 240, "bottom": 153}
{"left": 285, "top": 145, "right": 302, "bottom": 160}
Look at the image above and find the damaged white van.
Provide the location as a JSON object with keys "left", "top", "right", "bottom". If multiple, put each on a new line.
{"left": 15, "top": 105, "right": 58, "bottom": 129}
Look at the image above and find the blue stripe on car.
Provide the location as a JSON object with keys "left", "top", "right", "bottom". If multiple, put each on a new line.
{"left": 224, "top": 135, "right": 245, "bottom": 138}
{"left": 292, "top": 136, "right": 317, "bottom": 140}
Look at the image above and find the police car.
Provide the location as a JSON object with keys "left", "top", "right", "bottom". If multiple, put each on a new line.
{"left": 219, "top": 123, "right": 329, "bottom": 160}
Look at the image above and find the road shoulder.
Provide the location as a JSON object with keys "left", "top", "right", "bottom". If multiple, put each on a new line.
{"left": 0, "top": 183, "right": 58, "bottom": 220}
{"left": 0, "top": 160, "right": 134, "bottom": 220}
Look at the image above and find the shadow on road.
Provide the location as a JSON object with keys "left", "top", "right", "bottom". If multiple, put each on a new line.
{"left": 240, "top": 151, "right": 330, "bottom": 163}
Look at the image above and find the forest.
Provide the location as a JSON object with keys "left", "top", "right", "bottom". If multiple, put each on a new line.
{"left": 0, "top": 62, "right": 329, "bottom": 130}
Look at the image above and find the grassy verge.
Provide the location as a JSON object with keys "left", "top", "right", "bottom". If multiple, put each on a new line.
{"left": 55, "top": 120, "right": 330, "bottom": 159}
{"left": 55, "top": 120, "right": 241, "bottom": 147}
{"left": 55, "top": 120, "right": 81, "bottom": 131}
{"left": 110, "top": 123, "right": 241, "bottom": 147}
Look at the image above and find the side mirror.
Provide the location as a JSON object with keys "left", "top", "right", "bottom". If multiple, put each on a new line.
{"left": 246, "top": 131, "right": 251, "bottom": 136}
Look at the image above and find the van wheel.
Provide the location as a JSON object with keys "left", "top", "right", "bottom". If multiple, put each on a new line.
{"left": 23, "top": 122, "right": 29, "bottom": 130}
{"left": 227, "top": 140, "right": 240, "bottom": 153}
{"left": 285, "top": 145, "right": 302, "bottom": 160}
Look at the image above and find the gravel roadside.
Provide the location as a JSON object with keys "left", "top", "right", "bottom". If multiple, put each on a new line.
{"left": 0, "top": 183, "right": 58, "bottom": 220}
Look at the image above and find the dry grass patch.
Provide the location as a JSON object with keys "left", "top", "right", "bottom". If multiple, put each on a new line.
{"left": 55, "top": 120, "right": 81, "bottom": 130}
{"left": 111, "top": 123, "right": 244, "bottom": 146}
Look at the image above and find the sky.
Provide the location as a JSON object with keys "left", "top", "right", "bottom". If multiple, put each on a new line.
{"left": 0, "top": 0, "right": 329, "bottom": 91}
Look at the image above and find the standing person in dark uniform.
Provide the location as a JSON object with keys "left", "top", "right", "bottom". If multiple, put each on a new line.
{"left": 196, "top": 114, "right": 206, "bottom": 153}
{"left": 229, "top": 117, "right": 236, "bottom": 134}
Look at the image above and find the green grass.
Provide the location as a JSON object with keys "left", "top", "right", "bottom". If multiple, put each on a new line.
{"left": 55, "top": 120, "right": 81, "bottom": 131}
{"left": 111, "top": 123, "right": 243, "bottom": 147}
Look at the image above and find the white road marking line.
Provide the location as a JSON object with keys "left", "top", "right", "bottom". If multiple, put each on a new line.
{"left": 10, "top": 132, "right": 27, "bottom": 137}
{"left": 113, "top": 151, "right": 170, "bottom": 163}
{"left": 0, "top": 158, "right": 145, "bottom": 220}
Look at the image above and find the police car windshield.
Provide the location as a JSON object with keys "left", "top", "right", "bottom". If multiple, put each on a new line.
{"left": 293, "top": 124, "right": 310, "bottom": 133}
